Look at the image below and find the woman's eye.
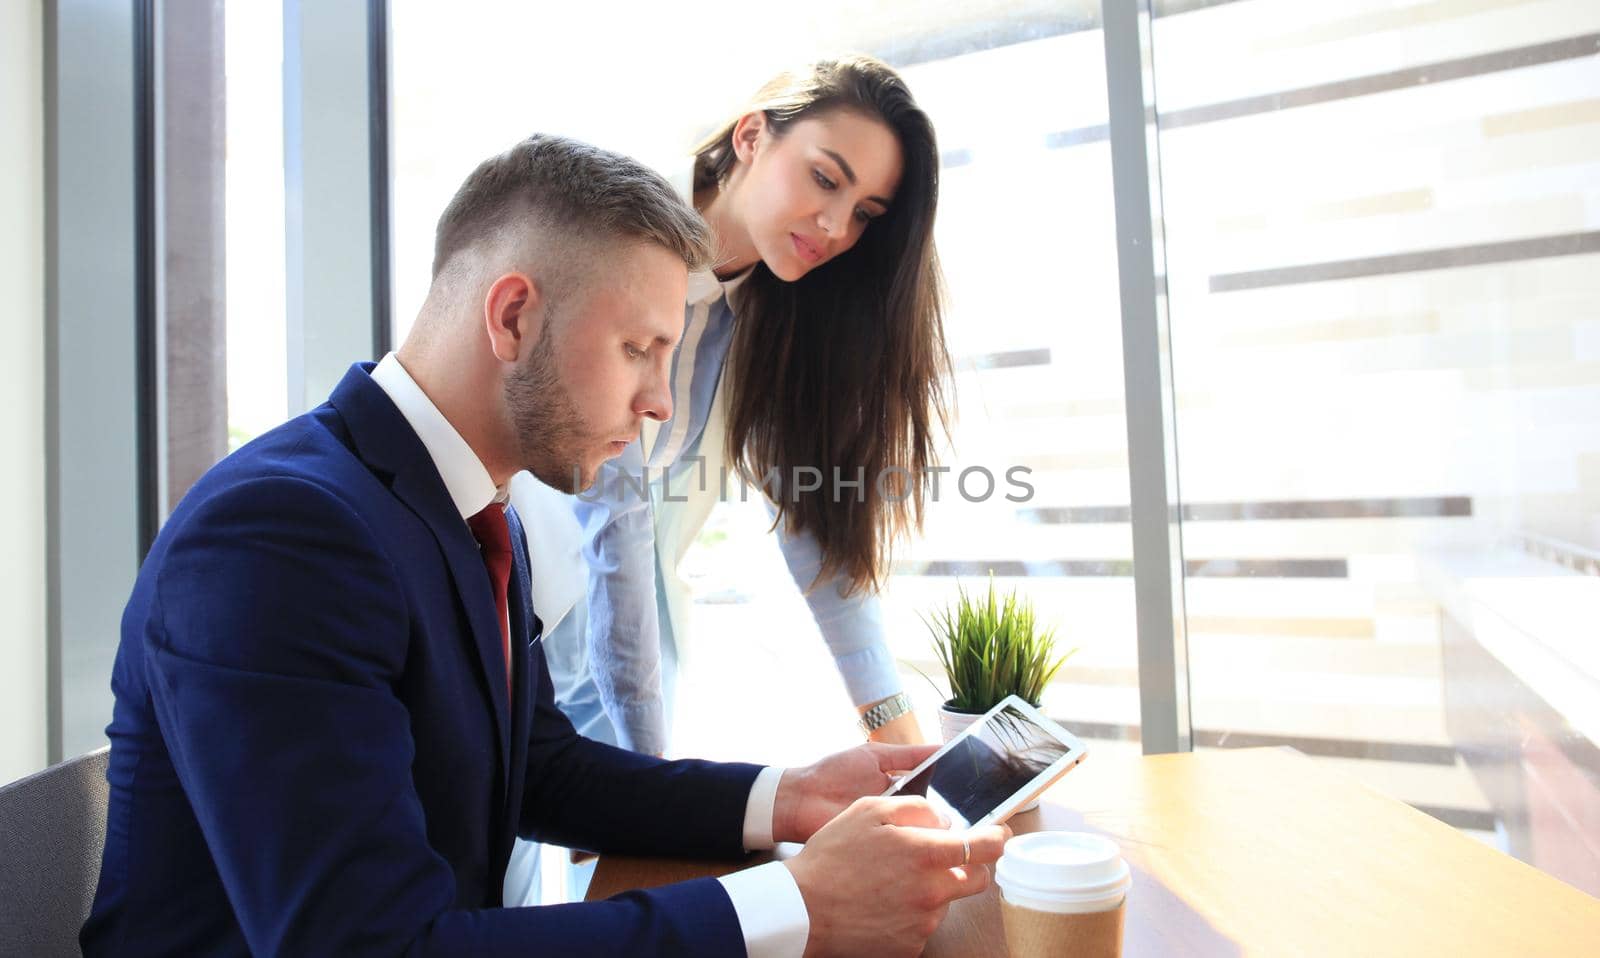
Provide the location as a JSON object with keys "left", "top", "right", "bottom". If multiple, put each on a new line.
{"left": 854, "top": 208, "right": 873, "bottom": 225}
{"left": 812, "top": 169, "right": 836, "bottom": 190}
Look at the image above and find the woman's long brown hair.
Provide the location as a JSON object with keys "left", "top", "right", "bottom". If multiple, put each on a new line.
{"left": 693, "top": 57, "right": 952, "bottom": 597}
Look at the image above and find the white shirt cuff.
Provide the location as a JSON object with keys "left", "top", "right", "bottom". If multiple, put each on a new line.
{"left": 718, "top": 860, "right": 810, "bottom": 958}
{"left": 742, "top": 766, "right": 784, "bottom": 850}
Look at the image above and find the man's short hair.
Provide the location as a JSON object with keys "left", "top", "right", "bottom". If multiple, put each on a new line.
{"left": 431, "top": 133, "right": 711, "bottom": 279}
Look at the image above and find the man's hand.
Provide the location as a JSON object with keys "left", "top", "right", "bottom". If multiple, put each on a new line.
{"left": 784, "top": 796, "right": 1010, "bottom": 958}
{"left": 772, "top": 742, "right": 939, "bottom": 844}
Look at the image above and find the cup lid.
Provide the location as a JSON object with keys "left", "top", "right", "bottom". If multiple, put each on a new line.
{"left": 995, "top": 831, "right": 1131, "bottom": 902}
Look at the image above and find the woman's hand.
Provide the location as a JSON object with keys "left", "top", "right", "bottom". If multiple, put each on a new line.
{"left": 866, "top": 711, "right": 925, "bottom": 745}
{"left": 857, "top": 696, "right": 926, "bottom": 745}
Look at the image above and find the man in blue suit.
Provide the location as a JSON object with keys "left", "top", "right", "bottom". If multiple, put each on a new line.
{"left": 82, "top": 134, "right": 1007, "bottom": 956}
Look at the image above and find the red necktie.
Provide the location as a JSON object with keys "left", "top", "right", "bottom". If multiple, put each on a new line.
{"left": 466, "top": 502, "right": 513, "bottom": 698}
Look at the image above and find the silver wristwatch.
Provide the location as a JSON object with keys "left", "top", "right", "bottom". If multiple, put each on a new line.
{"left": 858, "top": 693, "right": 913, "bottom": 736}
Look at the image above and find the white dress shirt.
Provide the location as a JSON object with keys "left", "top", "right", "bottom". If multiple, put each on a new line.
{"left": 369, "top": 354, "right": 809, "bottom": 957}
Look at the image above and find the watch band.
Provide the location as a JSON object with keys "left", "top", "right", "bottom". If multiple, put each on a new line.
{"left": 858, "top": 692, "right": 913, "bottom": 736}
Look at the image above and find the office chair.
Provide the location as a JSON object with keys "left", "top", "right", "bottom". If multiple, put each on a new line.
{"left": 0, "top": 746, "right": 110, "bottom": 957}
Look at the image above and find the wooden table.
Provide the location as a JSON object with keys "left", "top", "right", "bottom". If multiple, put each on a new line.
{"left": 589, "top": 747, "right": 1600, "bottom": 955}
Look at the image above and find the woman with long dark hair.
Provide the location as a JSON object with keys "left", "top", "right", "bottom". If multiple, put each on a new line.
{"left": 515, "top": 55, "right": 951, "bottom": 760}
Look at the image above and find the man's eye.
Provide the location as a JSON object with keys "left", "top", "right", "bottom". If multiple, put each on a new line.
{"left": 812, "top": 169, "right": 836, "bottom": 190}
{"left": 624, "top": 343, "right": 644, "bottom": 360}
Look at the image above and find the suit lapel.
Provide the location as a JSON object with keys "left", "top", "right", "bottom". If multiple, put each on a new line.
{"left": 392, "top": 467, "right": 514, "bottom": 733}
{"left": 327, "top": 363, "right": 512, "bottom": 783}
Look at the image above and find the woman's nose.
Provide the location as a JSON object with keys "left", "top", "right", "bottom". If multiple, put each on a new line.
{"left": 817, "top": 208, "right": 842, "bottom": 239}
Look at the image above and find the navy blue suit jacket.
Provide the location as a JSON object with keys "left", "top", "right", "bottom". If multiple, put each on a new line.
{"left": 82, "top": 364, "right": 763, "bottom": 956}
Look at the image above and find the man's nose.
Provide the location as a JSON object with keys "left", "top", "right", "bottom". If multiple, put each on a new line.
{"left": 636, "top": 366, "right": 672, "bottom": 423}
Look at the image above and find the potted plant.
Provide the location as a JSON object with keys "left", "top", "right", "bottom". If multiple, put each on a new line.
{"left": 926, "top": 575, "right": 1073, "bottom": 743}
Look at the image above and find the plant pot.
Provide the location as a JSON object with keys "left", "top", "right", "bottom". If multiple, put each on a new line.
{"left": 939, "top": 702, "right": 1041, "bottom": 815}
{"left": 938, "top": 703, "right": 985, "bottom": 743}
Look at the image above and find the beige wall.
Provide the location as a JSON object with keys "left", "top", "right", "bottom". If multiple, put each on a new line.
{"left": 0, "top": 0, "right": 48, "bottom": 783}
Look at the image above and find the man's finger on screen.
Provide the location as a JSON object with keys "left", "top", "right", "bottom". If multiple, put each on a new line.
{"left": 877, "top": 795, "right": 948, "bottom": 829}
{"left": 867, "top": 742, "right": 939, "bottom": 772}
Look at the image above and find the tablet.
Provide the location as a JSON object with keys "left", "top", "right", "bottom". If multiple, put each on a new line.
{"left": 881, "top": 695, "right": 1088, "bottom": 830}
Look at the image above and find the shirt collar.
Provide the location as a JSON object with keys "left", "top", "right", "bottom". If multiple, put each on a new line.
{"left": 686, "top": 265, "right": 751, "bottom": 307}
{"left": 370, "top": 353, "right": 502, "bottom": 519}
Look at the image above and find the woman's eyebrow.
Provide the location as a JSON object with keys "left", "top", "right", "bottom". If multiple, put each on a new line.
{"left": 820, "top": 147, "right": 892, "bottom": 207}
{"left": 820, "top": 147, "right": 858, "bottom": 184}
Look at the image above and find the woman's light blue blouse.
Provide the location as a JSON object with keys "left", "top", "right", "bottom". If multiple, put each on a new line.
{"left": 570, "top": 271, "right": 902, "bottom": 754}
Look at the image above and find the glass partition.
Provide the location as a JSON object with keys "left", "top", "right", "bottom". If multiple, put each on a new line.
{"left": 1151, "top": 0, "right": 1600, "bottom": 894}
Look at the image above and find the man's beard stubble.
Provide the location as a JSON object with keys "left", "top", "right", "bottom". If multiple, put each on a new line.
{"left": 502, "top": 331, "right": 591, "bottom": 494}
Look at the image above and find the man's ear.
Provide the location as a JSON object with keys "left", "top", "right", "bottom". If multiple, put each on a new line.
{"left": 730, "top": 111, "right": 767, "bottom": 165}
{"left": 483, "top": 272, "right": 538, "bottom": 363}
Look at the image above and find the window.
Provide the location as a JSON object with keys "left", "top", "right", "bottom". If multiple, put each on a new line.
{"left": 1153, "top": 0, "right": 1600, "bottom": 894}
{"left": 389, "top": 1, "right": 1141, "bottom": 765}
{"left": 224, "top": 0, "right": 288, "bottom": 447}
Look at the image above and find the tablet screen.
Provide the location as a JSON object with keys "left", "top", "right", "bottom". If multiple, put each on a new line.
{"left": 895, "top": 703, "right": 1076, "bottom": 829}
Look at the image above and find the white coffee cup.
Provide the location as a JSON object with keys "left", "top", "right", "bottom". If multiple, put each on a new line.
{"left": 995, "top": 831, "right": 1131, "bottom": 957}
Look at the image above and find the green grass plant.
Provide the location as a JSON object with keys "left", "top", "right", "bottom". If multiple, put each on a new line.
{"left": 926, "top": 575, "right": 1073, "bottom": 713}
